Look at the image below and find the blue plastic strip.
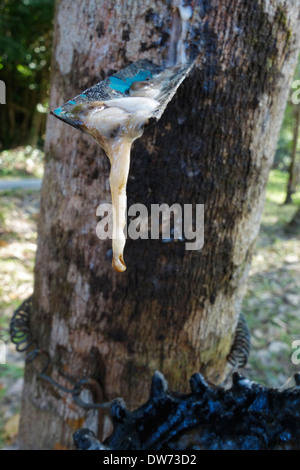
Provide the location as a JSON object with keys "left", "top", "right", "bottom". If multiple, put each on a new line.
{"left": 109, "top": 70, "right": 152, "bottom": 93}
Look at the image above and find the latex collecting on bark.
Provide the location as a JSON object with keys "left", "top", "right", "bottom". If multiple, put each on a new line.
{"left": 176, "top": 0, "right": 193, "bottom": 64}
{"left": 167, "top": 0, "right": 193, "bottom": 66}
{"left": 51, "top": 59, "right": 194, "bottom": 272}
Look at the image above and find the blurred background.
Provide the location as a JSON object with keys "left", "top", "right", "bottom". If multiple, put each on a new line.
{"left": 0, "top": 0, "right": 299, "bottom": 449}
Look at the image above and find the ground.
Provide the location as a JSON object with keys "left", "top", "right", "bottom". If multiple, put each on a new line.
{"left": 243, "top": 170, "right": 300, "bottom": 387}
{"left": 0, "top": 149, "right": 299, "bottom": 448}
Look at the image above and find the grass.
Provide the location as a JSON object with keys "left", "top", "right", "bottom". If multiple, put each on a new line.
{"left": 262, "top": 170, "right": 300, "bottom": 231}
{"left": 0, "top": 364, "right": 24, "bottom": 381}
{"left": 266, "top": 169, "right": 300, "bottom": 205}
{"left": 243, "top": 169, "right": 300, "bottom": 387}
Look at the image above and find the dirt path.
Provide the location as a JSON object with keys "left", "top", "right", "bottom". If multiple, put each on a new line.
{"left": 0, "top": 179, "right": 42, "bottom": 191}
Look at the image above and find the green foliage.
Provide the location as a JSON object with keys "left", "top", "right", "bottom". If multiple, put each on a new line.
{"left": 0, "top": 0, "right": 54, "bottom": 83}
{"left": 0, "top": 146, "right": 44, "bottom": 177}
{"left": 0, "top": 0, "right": 55, "bottom": 148}
{"left": 274, "top": 55, "right": 300, "bottom": 171}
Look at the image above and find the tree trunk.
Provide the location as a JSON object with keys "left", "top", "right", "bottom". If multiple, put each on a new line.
{"left": 287, "top": 205, "right": 300, "bottom": 230}
{"left": 284, "top": 104, "right": 300, "bottom": 204}
{"left": 18, "top": 0, "right": 300, "bottom": 450}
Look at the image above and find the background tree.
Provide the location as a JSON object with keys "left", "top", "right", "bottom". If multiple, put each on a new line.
{"left": 18, "top": 0, "right": 300, "bottom": 450}
{"left": 284, "top": 102, "right": 300, "bottom": 204}
{"left": 274, "top": 58, "right": 300, "bottom": 203}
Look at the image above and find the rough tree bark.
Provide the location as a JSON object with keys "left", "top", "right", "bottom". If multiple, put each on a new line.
{"left": 18, "top": 0, "right": 300, "bottom": 450}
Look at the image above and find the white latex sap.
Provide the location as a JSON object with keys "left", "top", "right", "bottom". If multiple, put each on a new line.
{"left": 77, "top": 97, "right": 159, "bottom": 272}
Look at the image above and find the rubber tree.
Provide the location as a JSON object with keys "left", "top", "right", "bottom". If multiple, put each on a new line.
{"left": 18, "top": 0, "right": 300, "bottom": 449}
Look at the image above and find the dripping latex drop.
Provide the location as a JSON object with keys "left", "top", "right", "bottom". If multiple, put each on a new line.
{"left": 74, "top": 97, "right": 159, "bottom": 272}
